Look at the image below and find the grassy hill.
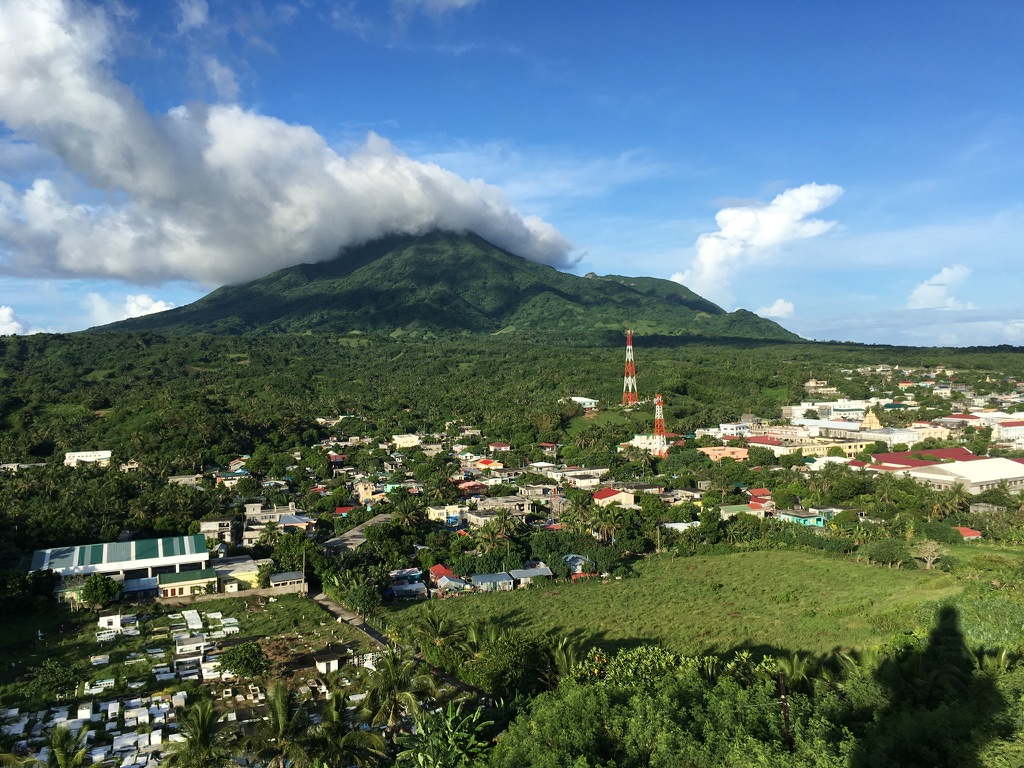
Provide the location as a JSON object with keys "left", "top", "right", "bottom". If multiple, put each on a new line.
{"left": 104, "top": 231, "right": 800, "bottom": 340}
{"left": 386, "top": 551, "right": 965, "bottom": 655}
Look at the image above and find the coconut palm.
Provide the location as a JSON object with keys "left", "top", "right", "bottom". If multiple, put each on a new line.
{"left": 410, "top": 602, "right": 465, "bottom": 651}
{"left": 160, "top": 700, "right": 236, "bottom": 768}
{"left": 359, "top": 647, "right": 438, "bottom": 734}
{"left": 36, "top": 725, "right": 89, "bottom": 768}
{"left": 308, "top": 692, "right": 386, "bottom": 768}
{"left": 243, "top": 680, "right": 312, "bottom": 768}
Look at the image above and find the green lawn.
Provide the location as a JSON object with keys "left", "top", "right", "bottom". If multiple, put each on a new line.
{"left": 387, "top": 550, "right": 964, "bottom": 655}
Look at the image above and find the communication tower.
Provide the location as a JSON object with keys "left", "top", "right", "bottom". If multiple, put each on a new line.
{"left": 652, "top": 393, "right": 668, "bottom": 458}
{"left": 621, "top": 330, "right": 639, "bottom": 406}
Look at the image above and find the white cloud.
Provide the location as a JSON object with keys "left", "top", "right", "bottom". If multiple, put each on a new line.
{"left": 0, "top": 305, "right": 25, "bottom": 334}
{"left": 395, "top": 0, "right": 480, "bottom": 17}
{"left": 177, "top": 0, "right": 209, "bottom": 33}
{"left": 0, "top": 0, "right": 573, "bottom": 288}
{"left": 672, "top": 183, "right": 843, "bottom": 305}
{"left": 83, "top": 293, "right": 176, "bottom": 327}
{"left": 203, "top": 56, "right": 239, "bottom": 102}
{"left": 755, "top": 298, "right": 794, "bottom": 319}
{"left": 906, "top": 264, "right": 975, "bottom": 310}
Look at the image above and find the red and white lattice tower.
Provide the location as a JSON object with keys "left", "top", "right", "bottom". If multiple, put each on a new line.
{"left": 652, "top": 393, "right": 668, "bottom": 458}
{"left": 621, "top": 330, "right": 639, "bottom": 406}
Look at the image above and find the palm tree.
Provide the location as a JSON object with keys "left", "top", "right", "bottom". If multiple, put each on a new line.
{"left": 37, "top": 725, "right": 89, "bottom": 768}
{"left": 243, "top": 681, "right": 312, "bottom": 768}
{"left": 308, "top": 692, "right": 386, "bottom": 768}
{"left": 474, "top": 524, "right": 502, "bottom": 554}
{"left": 160, "top": 700, "right": 236, "bottom": 768}
{"left": 359, "top": 647, "right": 438, "bottom": 735}
{"left": 410, "top": 602, "right": 465, "bottom": 651}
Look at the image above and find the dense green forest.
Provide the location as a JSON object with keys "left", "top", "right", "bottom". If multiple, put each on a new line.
{"left": 102, "top": 232, "right": 797, "bottom": 339}
{"left": 4, "top": 330, "right": 1023, "bottom": 471}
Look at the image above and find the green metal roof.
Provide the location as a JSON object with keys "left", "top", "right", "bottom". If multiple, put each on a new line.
{"left": 158, "top": 568, "right": 217, "bottom": 586}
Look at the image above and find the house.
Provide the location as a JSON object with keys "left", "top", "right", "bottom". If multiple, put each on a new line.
{"left": 228, "top": 456, "right": 250, "bottom": 472}
{"left": 213, "top": 556, "right": 265, "bottom": 592}
{"left": 426, "top": 504, "right": 466, "bottom": 527}
{"left": 64, "top": 450, "right": 112, "bottom": 468}
{"left": 698, "top": 446, "right": 749, "bottom": 462}
{"left": 509, "top": 563, "right": 553, "bottom": 587}
{"left": 569, "top": 396, "right": 599, "bottom": 412}
{"left": 592, "top": 488, "right": 634, "bottom": 507}
{"left": 268, "top": 571, "right": 306, "bottom": 590}
{"left": 435, "top": 575, "right": 470, "bottom": 594}
{"left": 475, "top": 458, "right": 504, "bottom": 472}
{"left": 168, "top": 474, "right": 204, "bottom": 487}
{"left": 519, "top": 482, "right": 558, "bottom": 498}
{"left": 428, "top": 564, "right": 457, "bottom": 584}
{"left": 392, "top": 434, "right": 422, "bottom": 449}
{"left": 778, "top": 509, "right": 828, "bottom": 527}
{"left": 488, "top": 442, "right": 512, "bottom": 453}
{"left": 954, "top": 526, "right": 983, "bottom": 541}
{"left": 199, "top": 516, "right": 238, "bottom": 545}
{"left": 539, "top": 442, "right": 559, "bottom": 458}
{"left": 158, "top": 568, "right": 218, "bottom": 598}
{"left": 471, "top": 572, "right": 514, "bottom": 592}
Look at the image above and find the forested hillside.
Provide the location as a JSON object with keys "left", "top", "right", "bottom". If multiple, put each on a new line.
{"left": 3, "top": 331, "right": 1024, "bottom": 471}
{"left": 102, "top": 232, "right": 798, "bottom": 339}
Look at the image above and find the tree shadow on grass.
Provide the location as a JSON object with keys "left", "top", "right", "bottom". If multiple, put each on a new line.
{"left": 850, "top": 605, "right": 1010, "bottom": 768}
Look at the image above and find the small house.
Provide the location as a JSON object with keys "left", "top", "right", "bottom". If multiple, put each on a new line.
{"left": 470, "top": 572, "right": 514, "bottom": 592}
{"left": 158, "top": 568, "right": 218, "bottom": 598}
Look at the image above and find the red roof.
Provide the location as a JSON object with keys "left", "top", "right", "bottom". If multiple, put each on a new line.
{"left": 1000, "top": 421, "right": 1024, "bottom": 428}
{"left": 748, "top": 436, "right": 782, "bottom": 446}
{"left": 593, "top": 488, "right": 622, "bottom": 500}
{"left": 334, "top": 506, "right": 356, "bottom": 515}
{"left": 429, "top": 564, "right": 456, "bottom": 581}
{"left": 871, "top": 447, "right": 977, "bottom": 466}
{"left": 954, "top": 526, "right": 982, "bottom": 539}
{"left": 947, "top": 413, "right": 980, "bottom": 420}
{"left": 538, "top": 442, "right": 556, "bottom": 447}
{"left": 748, "top": 487, "right": 770, "bottom": 496}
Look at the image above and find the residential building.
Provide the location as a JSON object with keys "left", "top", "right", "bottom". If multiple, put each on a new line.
{"left": 64, "top": 450, "right": 112, "bottom": 468}
{"left": 158, "top": 568, "right": 218, "bottom": 598}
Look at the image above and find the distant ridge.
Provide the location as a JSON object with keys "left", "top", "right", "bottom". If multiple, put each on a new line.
{"left": 103, "top": 231, "right": 800, "bottom": 340}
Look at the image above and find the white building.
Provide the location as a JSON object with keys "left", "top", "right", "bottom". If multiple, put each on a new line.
{"left": 903, "top": 457, "right": 1024, "bottom": 494}
{"left": 64, "top": 450, "right": 112, "bottom": 468}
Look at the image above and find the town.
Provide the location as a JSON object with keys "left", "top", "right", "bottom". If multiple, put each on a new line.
{"left": 5, "top": 333, "right": 1024, "bottom": 766}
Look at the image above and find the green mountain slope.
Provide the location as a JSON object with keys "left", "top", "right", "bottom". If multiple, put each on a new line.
{"left": 105, "top": 232, "right": 800, "bottom": 340}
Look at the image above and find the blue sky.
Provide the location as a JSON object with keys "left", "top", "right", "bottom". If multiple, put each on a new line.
{"left": 1, "top": 0, "right": 1022, "bottom": 345}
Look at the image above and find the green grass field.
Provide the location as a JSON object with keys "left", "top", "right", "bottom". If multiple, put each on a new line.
{"left": 387, "top": 550, "right": 966, "bottom": 655}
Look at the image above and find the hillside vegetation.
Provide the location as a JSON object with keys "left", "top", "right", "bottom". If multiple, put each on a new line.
{"left": 103, "top": 231, "right": 798, "bottom": 339}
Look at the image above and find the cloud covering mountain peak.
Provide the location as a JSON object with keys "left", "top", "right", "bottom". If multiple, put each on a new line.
{"left": 0, "top": 0, "right": 574, "bottom": 287}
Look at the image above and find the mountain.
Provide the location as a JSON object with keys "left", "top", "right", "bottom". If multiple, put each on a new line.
{"left": 105, "top": 231, "right": 800, "bottom": 340}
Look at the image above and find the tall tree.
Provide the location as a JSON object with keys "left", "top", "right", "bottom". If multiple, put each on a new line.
{"left": 38, "top": 725, "right": 89, "bottom": 768}
{"left": 307, "top": 692, "right": 386, "bottom": 768}
{"left": 359, "top": 648, "right": 438, "bottom": 736}
{"left": 160, "top": 700, "right": 237, "bottom": 768}
{"left": 243, "top": 681, "right": 312, "bottom": 768}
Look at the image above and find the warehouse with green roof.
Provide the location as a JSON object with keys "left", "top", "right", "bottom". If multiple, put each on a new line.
{"left": 31, "top": 534, "right": 210, "bottom": 580}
